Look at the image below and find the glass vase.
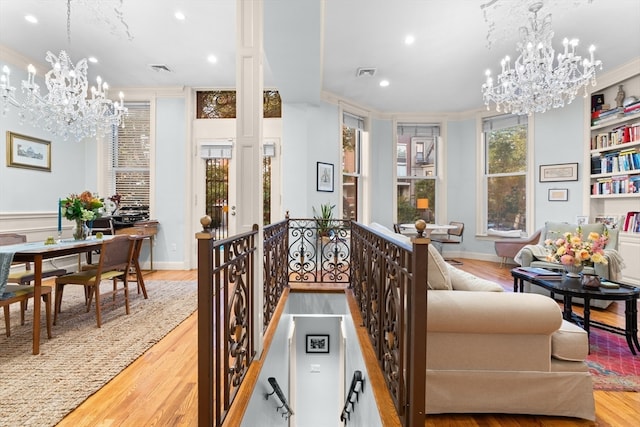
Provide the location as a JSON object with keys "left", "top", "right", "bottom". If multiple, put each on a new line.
{"left": 73, "top": 219, "right": 90, "bottom": 240}
{"left": 563, "top": 263, "right": 584, "bottom": 278}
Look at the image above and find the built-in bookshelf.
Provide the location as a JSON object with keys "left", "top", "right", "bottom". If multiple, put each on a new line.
{"left": 586, "top": 59, "right": 640, "bottom": 285}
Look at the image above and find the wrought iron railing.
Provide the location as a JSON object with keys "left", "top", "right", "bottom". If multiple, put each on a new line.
{"left": 287, "top": 218, "right": 351, "bottom": 283}
{"left": 263, "top": 219, "right": 289, "bottom": 330}
{"left": 197, "top": 225, "right": 258, "bottom": 426}
{"left": 197, "top": 219, "right": 425, "bottom": 427}
{"left": 350, "top": 222, "right": 428, "bottom": 427}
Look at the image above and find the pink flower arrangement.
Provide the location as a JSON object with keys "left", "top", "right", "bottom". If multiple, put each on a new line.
{"left": 544, "top": 227, "right": 609, "bottom": 267}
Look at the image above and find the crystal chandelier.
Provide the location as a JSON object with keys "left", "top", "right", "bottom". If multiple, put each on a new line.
{"left": 0, "top": 50, "right": 127, "bottom": 140}
{"left": 481, "top": 2, "right": 602, "bottom": 115}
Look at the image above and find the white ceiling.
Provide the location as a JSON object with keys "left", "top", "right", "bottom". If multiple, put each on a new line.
{"left": 1, "top": 0, "right": 639, "bottom": 114}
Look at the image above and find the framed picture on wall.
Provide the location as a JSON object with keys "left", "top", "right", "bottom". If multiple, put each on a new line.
{"left": 539, "top": 163, "right": 578, "bottom": 182}
{"left": 6, "top": 132, "right": 51, "bottom": 172}
{"left": 317, "top": 162, "right": 334, "bottom": 192}
{"left": 548, "top": 188, "right": 568, "bottom": 201}
{"left": 306, "top": 334, "right": 330, "bottom": 353}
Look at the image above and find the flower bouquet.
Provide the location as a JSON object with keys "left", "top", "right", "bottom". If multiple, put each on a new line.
{"left": 544, "top": 226, "right": 609, "bottom": 282}
{"left": 60, "top": 191, "right": 104, "bottom": 240}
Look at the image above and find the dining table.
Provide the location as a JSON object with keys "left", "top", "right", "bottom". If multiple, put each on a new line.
{"left": 399, "top": 223, "right": 457, "bottom": 237}
{"left": 0, "top": 236, "right": 118, "bottom": 354}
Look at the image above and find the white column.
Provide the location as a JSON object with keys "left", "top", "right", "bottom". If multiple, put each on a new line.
{"left": 236, "top": 0, "right": 265, "bottom": 355}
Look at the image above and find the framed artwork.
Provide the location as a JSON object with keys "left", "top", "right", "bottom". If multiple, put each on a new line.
{"left": 594, "top": 215, "right": 621, "bottom": 229}
{"left": 317, "top": 162, "right": 334, "bottom": 192}
{"left": 306, "top": 334, "right": 330, "bottom": 354}
{"left": 575, "top": 215, "right": 588, "bottom": 225}
{"left": 548, "top": 188, "right": 568, "bottom": 201}
{"left": 539, "top": 163, "right": 578, "bottom": 182}
{"left": 6, "top": 131, "right": 51, "bottom": 172}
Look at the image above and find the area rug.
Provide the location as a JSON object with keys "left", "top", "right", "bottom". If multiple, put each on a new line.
{"left": 586, "top": 327, "right": 640, "bottom": 391}
{"left": 0, "top": 280, "right": 197, "bottom": 427}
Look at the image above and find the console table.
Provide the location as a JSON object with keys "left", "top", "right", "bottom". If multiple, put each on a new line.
{"left": 512, "top": 269, "right": 640, "bottom": 355}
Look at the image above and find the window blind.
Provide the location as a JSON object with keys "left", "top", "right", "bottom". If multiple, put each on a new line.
{"left": 107, "top": 102, "right": 151, "bottom": 206}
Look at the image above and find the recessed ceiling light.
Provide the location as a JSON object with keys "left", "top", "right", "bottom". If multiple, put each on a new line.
{"left": 379, "top": 80, "right": 390, "bottom": 87}
{"left": 207, "top": 55, "right": 218, "bottom": 64}
{"left": 175, "top": 11, "right": 186, "bottom": 20}
{"left": 25, "top": 15, "right": 38, "bottom": 24}
{"left": 88, "top": 57, "right": 98, "bottom": 63}
{"left": 405, "top": 35, "right": 415, "bottom": 45}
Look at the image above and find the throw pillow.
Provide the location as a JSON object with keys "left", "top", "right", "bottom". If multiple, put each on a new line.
{"left": 427, "top": 244, "right": 452, "bottom": 290}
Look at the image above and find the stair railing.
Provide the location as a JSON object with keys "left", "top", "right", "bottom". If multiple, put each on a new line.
{"left": 265, "top": 377, "right": 294, "bottom": 420}
{"left": 340, "top": 370, "right": 365, "bottom": 423}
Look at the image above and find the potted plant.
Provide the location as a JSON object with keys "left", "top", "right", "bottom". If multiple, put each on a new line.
{"left": 313, "top": 203, "right": 335, "bottom": 239}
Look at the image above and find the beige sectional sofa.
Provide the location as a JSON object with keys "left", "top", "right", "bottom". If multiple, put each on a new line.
{"left": 369, "top": 223, "right": 595, "bottom": 421}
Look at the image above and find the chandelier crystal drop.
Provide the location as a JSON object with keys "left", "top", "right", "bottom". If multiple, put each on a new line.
{"left": 481, "top": 2, "right": 602, "bottom": 115}
{"left": 0, "top": 50, "right": 127, "bottom": 141}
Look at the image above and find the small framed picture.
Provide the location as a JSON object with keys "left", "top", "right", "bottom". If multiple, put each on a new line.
{"left": 6, "top": 131, "right": 51, "bottom": 172}
{"left": 306, "top": 334, "right": 330, "bottom": 354}
{"left": 539, "top": 163, "right": 578, "bottom": 182}
{"left": 575, "top": 215, "right": 588, "bottom": 225}
{"left": 548, "top": 188, "right": 568, "bottom": 201}
{"left": 317, "top": 162, "right": 334, "bottom": 192}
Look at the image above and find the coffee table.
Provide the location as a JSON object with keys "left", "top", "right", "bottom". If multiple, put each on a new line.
{"left": 511, "top": 269, "right": 640, "bottom": 355}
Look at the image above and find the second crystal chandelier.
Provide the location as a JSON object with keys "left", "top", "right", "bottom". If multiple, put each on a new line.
{"left": 481, "top": 2, "right": 602, "bottom": 115}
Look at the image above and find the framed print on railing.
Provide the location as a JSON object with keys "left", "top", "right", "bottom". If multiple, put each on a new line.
{"left": 539, "top": 162, "right": 578, "bottom": 182}
{"left": 6, "top": 131, "right": 51, "bottom": 172}
{"left": 317, "top": 162, "right": 334, "bottom": 192}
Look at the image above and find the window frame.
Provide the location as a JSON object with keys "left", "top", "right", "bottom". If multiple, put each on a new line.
{"left": 477, "top": 113, "right": 534, "bottom": 236}
{"left": 395, "top": 123, "right": 441, "bottom": 225}
{"left": 105, "top": 101, "right": 152, "bottom": 208}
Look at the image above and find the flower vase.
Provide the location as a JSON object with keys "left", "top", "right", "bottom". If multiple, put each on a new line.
{"left": 564, "top": 264, "right": 584, "bottom": 278}
{"left": 73, "top": 219, "right": 90, "bottom": 240}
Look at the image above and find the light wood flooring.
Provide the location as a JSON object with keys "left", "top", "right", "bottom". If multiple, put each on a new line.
{"left": 57, "top": 260, "right": 639, "bottom": 426}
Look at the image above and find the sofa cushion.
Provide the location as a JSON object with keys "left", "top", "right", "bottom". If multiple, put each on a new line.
{"left": 427, "top": 244, "right": 452, "bottom": 290}
{"left": 448, "top": 266, "right": 503, "bottom": 292}
{"left": 552, "top": 320, "right": 589, "bottom": 362}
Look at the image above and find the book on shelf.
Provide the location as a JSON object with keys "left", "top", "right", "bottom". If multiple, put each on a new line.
{"left": 514, "top": 267, "right": 562, "bottom": 279}
{"left": 623, "top": 211, "right": 640, "bottom": 233}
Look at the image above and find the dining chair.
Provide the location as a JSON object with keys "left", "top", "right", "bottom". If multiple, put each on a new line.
{"left": 0, "top": 233, "right": 67, "bottom": 286}
{"left": 54, "top": 235, "right": 135, "bottom": 327}
{"left": 2, "top": 285, "right": 52, "bottom": 339}
{"left": 430, "top": 221, "right": 464, "bottom": 265}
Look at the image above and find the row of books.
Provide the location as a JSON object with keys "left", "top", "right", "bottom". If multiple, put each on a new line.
{"left": 622, "top": 211, "right": 640, "bottom": 233}
{"left": 592, "top": 174, "right": 640, "bottom": 195}
{"left": 591, "top": 106, "right": 640, "bottom": 126}
{"left": 590, "top": 123, "right": 640, "bottom": 149}
{"left": 590, "top": 149, "right": 640, "bottom": 174}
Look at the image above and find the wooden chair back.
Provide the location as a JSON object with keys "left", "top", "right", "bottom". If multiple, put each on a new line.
{"left": 0, "top": 233, "right": 31, "bottom": 270}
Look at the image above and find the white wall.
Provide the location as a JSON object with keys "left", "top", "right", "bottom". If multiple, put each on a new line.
{"left": 533, "top": 100, "right": 586, "bottom": 227}
{"left": 281, "top": 101, "right": 340, "bottom": 219}
{"left": 369, "top": 118, "right": 394, "bottom": 227}
{"left": 153, "top": 96, "right": 188, "bottom": 269}
{"left": 294, "top": 316, "right": 341, "bottom": 427}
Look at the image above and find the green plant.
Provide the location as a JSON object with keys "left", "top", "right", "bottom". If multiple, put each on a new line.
{"left": 313, "top": 203, "right": 335, "bottom": 237}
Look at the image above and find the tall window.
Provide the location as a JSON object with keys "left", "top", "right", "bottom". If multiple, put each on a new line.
{"left": 482, "top": 114, "right": 528, "bottom": 232}
{"left": 107, "top": 102, "right": 151, "bottom": 206}
{"left": 396, "top": 124, "right": 439, "bottom": 224}
{"left": 342, "top": 113, "right": 363, "bottom": 221}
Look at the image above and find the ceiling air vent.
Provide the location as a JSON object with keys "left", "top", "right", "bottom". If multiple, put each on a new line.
{"left": 356, "top": 67, "right": 376, "bottom": 77}
{"left": 149, "top": 64, "right": 173, "bottom": 73}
